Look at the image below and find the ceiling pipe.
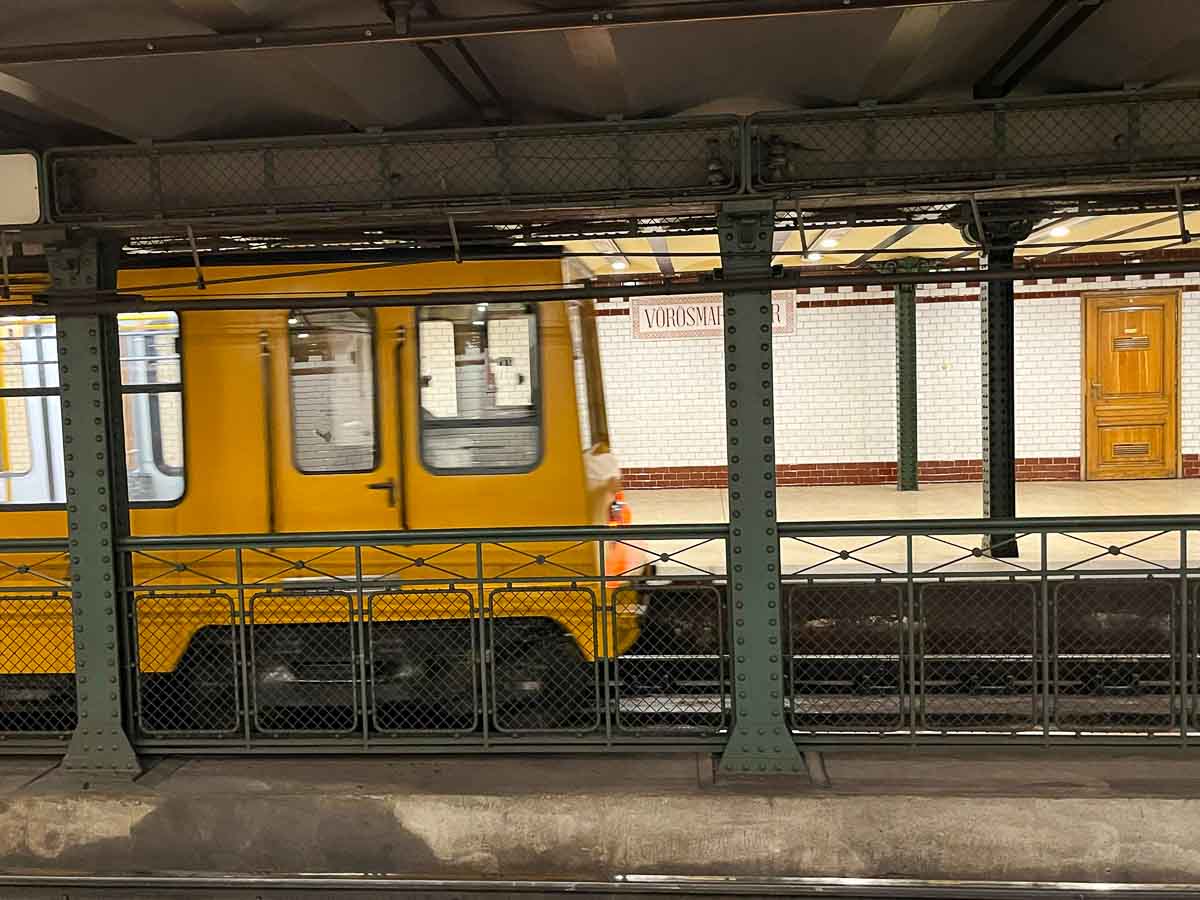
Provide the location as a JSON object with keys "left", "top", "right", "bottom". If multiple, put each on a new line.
{"left": 0, "top": 1, "right": 1002, "bottom": 66}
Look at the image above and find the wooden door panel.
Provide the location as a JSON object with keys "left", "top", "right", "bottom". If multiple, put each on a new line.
{"left": 1084, "top": 293, "right": 1178, "bottom": 481}
{"left": 1093, "top": 424, "right": 1167, "bottom": 478}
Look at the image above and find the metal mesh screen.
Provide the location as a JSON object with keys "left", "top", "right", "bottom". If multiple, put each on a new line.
{"left": 1052, "top": 579, "right": 1177, "bottom": 733}
{"left": 0, "top": 594, "right": 75, "bottom": 733}
{"left": 487, "top": 588, "right": 599, "bottom": 734}
{"left": 612, "top": 584, "right": 728, "bottom": 734}
{"left": 134, "top": 593, "right": 240, "bottom": 735}
{"left": 368, "top": 590, "right": 479, "bottom": 734}
{"left": 48, "top": 118, "right": 741, "bottom": 220}
{"left": 786, "top": 583, "right": 906, "bottom": 732}
{"left": 250, "top": 592, "right": 359, "bottom": 735}
{"left": 917, "top": 581, "right": 1039, "bottom": 732}
{"left": 751, "top": 92, "right": 1200, "bottom": 192}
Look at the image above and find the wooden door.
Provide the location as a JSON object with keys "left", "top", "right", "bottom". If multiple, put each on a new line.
{"left": 1083, "top": 291, "right": 1178, "bottom": 480}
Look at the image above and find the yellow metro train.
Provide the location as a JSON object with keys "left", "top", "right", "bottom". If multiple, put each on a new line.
{"left": 0, "top": 258, "right": 641, "bottom": 730}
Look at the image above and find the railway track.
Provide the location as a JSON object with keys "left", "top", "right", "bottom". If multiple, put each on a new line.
{"left": 4, "top": 874, "right": 1200, "bottom": 899}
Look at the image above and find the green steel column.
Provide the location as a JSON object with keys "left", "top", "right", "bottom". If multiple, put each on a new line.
{"left": 49, "top": 238, "right": 140, "bottom": 777}
{"left": 960, "top": 215, "right": 1035, "bottom": 559}
{"left": 877, "top": 258, "right": 926, "bottom": 492}
{"left": 717, "top": 200, "right": 802, "bottom": 775}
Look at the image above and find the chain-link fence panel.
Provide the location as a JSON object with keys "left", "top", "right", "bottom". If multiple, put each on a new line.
{"left": 249, "top": 592, "right": 359, "bottom": 735}
{"left": 47, "top": 117, "right": 742, "bottom": 221}
{"left": 0, "top": 594, "right": 75, "bottom": 734}
{"left": 751, "top": 91, "right": 1200, "bottom": 193}
{"left": 134, "top": 593, "right": 240, "bottom": 736}
{"left": 487, "top": 588, "right": 600, "bottom": 735}
{"left": 786, "top": 583, "right": 907, "bottom": 733}
{"left": 1052, "top": 578, "right": 1177, "bottom": 733}
{"left": 917, "top": 581, "right": 1039, "bottom": 733}
{"left": 612, "top": 584, "right": 728, "bottom": 734}
{"left": 368, "top": 590, "right": 479, "bottom": 735}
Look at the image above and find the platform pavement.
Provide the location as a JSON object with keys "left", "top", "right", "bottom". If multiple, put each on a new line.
{"left": 2, "top": 751, "right": 1200, "bottom": 883}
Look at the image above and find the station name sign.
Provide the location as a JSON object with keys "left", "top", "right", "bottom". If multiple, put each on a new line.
{"left": 630, "top": 292, "right": 795, "bottom": 340}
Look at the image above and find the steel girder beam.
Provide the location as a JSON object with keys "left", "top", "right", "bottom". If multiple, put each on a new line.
{"left": 974, "top": 0, "right": 1105, "bottom": 100}
{"left": 47, "top": 237, "right": 140, "bottom": 777}
{"left": 716, "top": 199, "right": 802, "bottom": 776}
{"left": 0, "top": 2, "right": 1001, "bottom": 66}
{"left": 40, "top": 88, "right": 1200, "bottom": 234}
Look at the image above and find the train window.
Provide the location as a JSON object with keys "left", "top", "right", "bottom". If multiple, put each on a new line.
{"left": 118, "top": 312, "right": 185, "bottom": 504}
{"left": 0, "top": 313, "right": 186, "bottom": 507}
{"left": 288, "top": 309, "right": 377, "bottom": 474}
{"left": 0, "top": 317, "right": 63, "bottom": 505}
{"left": 417, "top": 302, "right": 540, "bottom": 473}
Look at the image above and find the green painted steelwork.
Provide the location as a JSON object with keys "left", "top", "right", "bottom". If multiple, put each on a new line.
{"left": 960, "top": 216, "right": 1035, "bottom": 559}
{"left": 875, "top": 257, "right": 927, "bottom": 492}
{"left": 50, "top": 238, "right": 140, "bottom": 776}
{"left": 716, "top": 200, "right": 802, "bottom": 775}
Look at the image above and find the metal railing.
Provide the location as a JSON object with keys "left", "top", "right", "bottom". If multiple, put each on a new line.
{"left": 0, "top": 538, "right": 73, "bottom": 749}
{"left": 4, "top": 516, "right": 1200, "bottom": 753}
{"left": 117, "top": 523, "right": 729, "bottom": 753}
{"left": 780, "top": 515, "right": 1199, "bottom": 745}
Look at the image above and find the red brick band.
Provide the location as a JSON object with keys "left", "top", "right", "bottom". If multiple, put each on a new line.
{"left": 622, "top": 457, "right": 1101, "bottom": 489}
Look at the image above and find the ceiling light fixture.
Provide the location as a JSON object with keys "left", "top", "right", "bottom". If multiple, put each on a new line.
{"left": 820, "top": 238, "right": 839, "bottom": 249}
{"left": 807, "top": 252, "right": 822, "bottom": 262}
{"left": 1050, "top": 225, "right": 1071, "bottom": 238}
{"left": 611, "top": 259, "right": 629, "bottom": 271}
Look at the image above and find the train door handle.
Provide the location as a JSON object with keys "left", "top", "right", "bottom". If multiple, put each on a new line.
{"left": 366, "top": 478, "right": 396, "bottom": 507}
{"left": 1091, "top": 382, "right": 1102, "bottom": 400}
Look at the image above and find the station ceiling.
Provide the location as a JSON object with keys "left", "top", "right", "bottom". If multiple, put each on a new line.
{"left": 0, "top": 0, "right": 1197, "bottom": 271}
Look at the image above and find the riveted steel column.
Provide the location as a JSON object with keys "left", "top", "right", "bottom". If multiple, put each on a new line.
{"left": 877, "top": 257, "right": 926, "bottom": 492}
{"left": 717, "top": 200, "right": 801, "bottom": 775}
{"left": 50, "top": 238, "right": 139, "bottom": 777}
{"left": 960, "top": 216, "right": 1034, "bottom": 559}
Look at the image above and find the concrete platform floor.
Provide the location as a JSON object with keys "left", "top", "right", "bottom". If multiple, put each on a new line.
{"left": 5, "top": 752, "right": 1200, "bottom": 882}
{"left": 624, "top": 480, "right": 1200, "bottom": 574}
{"left": 627, "top": 479, "right": 1200, "bottom": 524}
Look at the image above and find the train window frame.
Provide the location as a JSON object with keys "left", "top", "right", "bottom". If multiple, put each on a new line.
{"left": 415, "top": 302, "right": 544, "bottom": 477}
{"left": 118, "top": 311, "right": 187, "bottom": 508}
{"left": 566, "top": 300, "right": 610, "bottom": 451}
{"left": 0, "top": 318, "right": 61, "bottom": 509}
{"left": 286, "top": 307, "right": 381, "bottom": 476}
{"left": 0, "top": 312, "right": 187, "bottom": 510}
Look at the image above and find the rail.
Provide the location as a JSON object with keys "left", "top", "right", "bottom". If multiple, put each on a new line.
{"left": 3, "top": 515, "right": 1200, "bottom": 753}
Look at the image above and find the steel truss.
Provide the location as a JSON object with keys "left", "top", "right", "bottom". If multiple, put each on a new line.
{"left": 37, "top": 87, "right": 1200, "bottom": 254}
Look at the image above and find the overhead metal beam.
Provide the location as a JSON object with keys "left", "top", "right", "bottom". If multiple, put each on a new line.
{"left": 648, "top": 236, "right": 675, "bottom": 276}
{"left": 851, "top": 224, "right": 919, "bottom": 265}
{"left": 22, "top": 258, "right": 1200, "bottom": 317}
{"left": 405, "top": 0, "right": 509, "bottom": 123}
{"left": 973, "top": 0, "right": 1105, "bottom": 99}
{"left": 0, "top": 1, "right": 1002, "bottom": 66}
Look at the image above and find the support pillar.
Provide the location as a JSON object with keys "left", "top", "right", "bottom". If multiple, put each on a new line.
{"left": 877, "top": 257, "right": 927, "bottom": 492}
{"left": 48, "top": 237, "right": 140, "bottom": 777}
{"left": 960, "top": 216, "right": 1035, "bottom": 558}
{"left": 717, "top": 200, "right": 802, "bottom": 775}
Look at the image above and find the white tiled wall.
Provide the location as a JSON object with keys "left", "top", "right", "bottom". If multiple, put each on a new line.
{"left": 597, "top": 315, "right": 727, "bottom": 467}
{"left": 597, "top": 275, "right": 1200, "bottom": 469}
{"left": 1183, "top": 290, "right": 1200, "bottom": 455}
{"left": 775, "top": 303, "right": 896, "bottom": 463}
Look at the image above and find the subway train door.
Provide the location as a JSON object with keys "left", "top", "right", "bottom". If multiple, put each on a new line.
{"left": 269, "top": 307, "right": 411, "bottom": 533}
